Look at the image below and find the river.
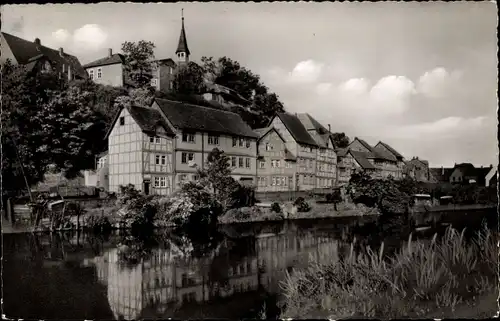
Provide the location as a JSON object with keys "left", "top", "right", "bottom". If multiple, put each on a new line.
{"left": 1, "top": 214, "right": 494, "bottom": 320}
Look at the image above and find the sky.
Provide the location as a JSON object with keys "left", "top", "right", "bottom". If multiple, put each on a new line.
{"left": 2, "top": 2, "right": 498, "bottom": 167}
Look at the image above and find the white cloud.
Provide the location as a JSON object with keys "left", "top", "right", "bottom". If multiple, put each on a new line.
{"left": 288, "top": 59, "right": 324, "bottom": 83}
{"left": 417, "top": 67, "right": 463, "bottom": 98}
{"left": 369, "top": 75, "right": 416, "bottom": 114}
{"left": 339, "top": 78, "right": 370, "bottom": 95}
{"left": 51, "top": 29, "right": 71, "bottom": 43}
{"left": 72, "top": 24, "right": 108, "bottom": 51}
{"left": 315, "top": 82, "right": 333, "bottom": 95}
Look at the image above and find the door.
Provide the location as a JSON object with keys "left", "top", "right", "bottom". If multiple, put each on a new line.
{"left": 144, "top": 181, "right": 150, "bottom": 195}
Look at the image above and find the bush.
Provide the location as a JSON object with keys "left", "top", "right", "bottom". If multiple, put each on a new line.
{"left": 84, "top": 215, "right": 112, "bottom": 233}
{"left": 271, "top": 202, "right": 282, "bottom": 213}
{"left": 116, "top": 184, "right": 158, "bottom": 229}
{"left": 230, "top": 183, "right": 256, "bottom": 208}
{"left": 294, "top": 197, "right": 311, "bottom": 212}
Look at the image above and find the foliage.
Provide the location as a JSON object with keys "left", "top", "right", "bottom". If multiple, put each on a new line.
{"left": 331, "top": 132, "right": 350, "bottom": 149}
{"left": 116, "top": 184, "right": 157, "bottom": 230}
{"left": 84, "top": 215, "right": 112, "bottom": 233}
{"left": 230, "top": 184, "right": 256, "bottom": 208}
{"left": 271, "top": 202, "right": 282, "bottom": 213}
{"left": 281, "top": 225, "right": 498, "bottom": 319}
{"left": 172, "top": 61, "right": 207, "bottom": 95}
{"left": 121, "top": 40, "right": 156, "bottom": 88}
{"left": 294, "top": 197, "right": 312, "bottom": 213}
{"left": 326, "top": 189, "right": 342, "bottom": 204}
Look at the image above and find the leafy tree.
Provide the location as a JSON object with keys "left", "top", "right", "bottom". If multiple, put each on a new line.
{"left": 172, "top": 61, "right": 206, "bottom": 95}
{"left": 121, "top": 40, "right": 156, "bottom": 88}
{"left": 331, "top": 132, "right": 350, "bottom": 149}
{"left": 1, "top": 61, "right": 66, "bottom": 195}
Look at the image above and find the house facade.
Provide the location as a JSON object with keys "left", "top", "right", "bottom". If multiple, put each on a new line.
{"left": 404, "top": 157, "right": 432, "bottom": 182}
{"left": 152, "top": 98, "right": 258, "bottom": 188}
{"left": 449, "top": 163, "right": 493, "bottom": 185}
{"left": 268, "top": 113, "right": 319, "bottom": 191}
{"left": 83, "top": 49, "right": 127, "bottom": 87}
{"left": 1, "top": 32, "right": 86, "bottom": 80}
{"left": 485, "top": 166, "right": 498, "bottom": 187}
{"left": 254, "top": 127, "right": 296, "bottom": 192}
{"left": 84, "top": 152, "right": 109, "bottom": 191}
{"left": 106, "top": 105, "right": 176, "bottom": 195}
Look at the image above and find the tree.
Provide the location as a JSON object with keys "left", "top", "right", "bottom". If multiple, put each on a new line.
{"left": 172, "top": 61, "right": 206, "bottom": 95}
{"left": 121, "top": 40, "right": 156, "bottom": 88}
{"left": 1, "top": 61, "right": 66, "bottom": 195}
{"left": 331, "top": 132, "right": 350, "bottom": 149}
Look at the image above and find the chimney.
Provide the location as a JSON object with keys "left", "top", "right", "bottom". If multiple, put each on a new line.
{"left": 59, "top": 47, "right": 64, "bottom": 57}
{"left": 108, "top": 48, "right": 113, "bottom": 57}
{"left": 328, "top": 124, "right": 331, "bottom": 133}
{"left": 67, "top": 65, "right": 72, "bottom": 81}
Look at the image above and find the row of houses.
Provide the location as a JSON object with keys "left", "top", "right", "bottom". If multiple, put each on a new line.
{"left": 2, "top": 16, "right": 496, "bottom": 197}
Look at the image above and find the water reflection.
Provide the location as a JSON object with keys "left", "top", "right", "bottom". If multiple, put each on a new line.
{"left": 3, "top": 218, "right": 376, "bottom": 320}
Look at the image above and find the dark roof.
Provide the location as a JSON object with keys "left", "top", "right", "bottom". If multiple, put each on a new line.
{"left": 155, "top": 98, "right": 258, "bottom": 138}
{"left": 253, "top": 127, "right": 270, "bottom": 138}
{"left": 336, "top": 148, "right": 348, "bottom": 157}
{"left": 353, "top": 138, "right": 396, "bottom": 161}
{"left": 475, "top": 167, "right": 492, "bottom": 179}
{"left": 429, "top": 167, "right": 454, "bottom": 182}
{"left": 454, "top": 163, "right": 477, "bottom": 177}
{"left": 376, "top": 141, "right": 404, "bottom": 159}
{"left": 105, "top": 105, "right": 174, "bottom": 139}
{"left": 2, "top": 32, "right": 87, "bottom": 78}
{"left": 354, "top": 138, "right": 375, "bottom": 153}
{"left": 176, "top": 18, "right": 190, "bottom": 55}
{"left": 372, "top": 145, "right": 397, "bottom": 162}
{"left": 275, "top": 113, "right": 318, "bottom": 147}
{"left": 350, "top": 151, "right": 376, "bottom": 169}
{"left": 83, "top": 54, "right": 125, "bottom": 68}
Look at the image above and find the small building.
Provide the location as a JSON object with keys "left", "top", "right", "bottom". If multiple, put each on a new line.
{"left": 429, "top": 167, "right": 454, "bottom": 183}
{"left": 254, "top": 127, "right": 296, "bottom": 192}
{"left": 83, "top": 49, "right": 128, "bottom": 87}
{"left": 448, "top": 163, "right": 493, "bottom": 186}
{"left": 1, "top": 32, "right": 87, "bottom": 80}
{"left": 105, "top": 105, "right": 176, "bottom": 195}
{"left": 485, "top": 166, "right": 498, "bottom": 187}
{"left": 84, "top": 151, "right": 109, "bottom": 191}
{"left": 404, "top": 157, "right": 432, "bottom": 182}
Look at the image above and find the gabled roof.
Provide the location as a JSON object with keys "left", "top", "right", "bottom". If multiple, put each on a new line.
{"left": 353, "top": 137, "right": 374, "bottom": 153}
{"left": 274, "top": 113, "right": 318, "bottom": 147}
{"left": 105, "top": 105, "right": 174, "bottom": 139}
{"left": 376, "top": 141, "right": 404, "bottom": 160}
{"left": 296, "top": 113, "right": 336, "bottom": 148}
{"left": 372, "top": 145, "right": 398, "bottom": 162}
{"left": 350, "top": 150, "right": 376, "bottom": 169}
{"left": 83, "top": 54, "right": 125, "bottom": 69}
{"left": 429, "top": 167, "right": 454, "bottom": 182}
{"left": 453, "top": 163, "right": 477, "bottom": 177}
{"left": 475, "top": 167, "right": 493, "bottom": 179}
{"left": 176, "top": 17, "right": 190, "bottom": 55}
{"left": 2, "top": 32, "right": 87, "bottom": 78}
{"left": 336, "top": 148, "right": 348, "bottom": 157}
{"left": 352, "top": 137, "right": 396, "bottom": 162}
{"left": 155, "top": 98, "right": 258, "bottom": 138}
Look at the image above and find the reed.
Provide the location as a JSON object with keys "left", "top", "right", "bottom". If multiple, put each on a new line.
{"left": 280, "top": 225, "right": 498, "bottom": 319}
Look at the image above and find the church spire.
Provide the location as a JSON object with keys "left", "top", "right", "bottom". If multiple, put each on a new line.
{"left": 176, "top": 8, "right": 190, "bottom": 64}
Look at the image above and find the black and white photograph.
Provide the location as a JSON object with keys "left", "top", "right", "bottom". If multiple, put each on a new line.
{"left": 1, "top": 1, "right": 498, "bottom": 319}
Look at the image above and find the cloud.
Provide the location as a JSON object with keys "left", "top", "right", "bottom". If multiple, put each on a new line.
{"left": 369, "top": 75, "right": 416, "bottom": 114}
{"left": 339, "top": 78, "right": 370, "bottom": 95}
{"left": 51, "top": 29, "right": 71, "bottom": 43}
{"left": 417, "top": 67, "right": 463, "bottom": 98}
{"left": 288, "top": 59, "right": 324, "bottom": 83}
{"left": 72, "top": 24, "right": 108, "bottom": 51}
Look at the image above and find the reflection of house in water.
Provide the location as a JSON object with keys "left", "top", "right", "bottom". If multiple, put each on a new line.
{"left": 89, "top": 231, "right": 340, "bottom": 319}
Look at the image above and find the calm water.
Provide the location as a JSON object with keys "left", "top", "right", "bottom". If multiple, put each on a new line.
{"left": 2, "top": 214, "right": 488, "bottom": 320}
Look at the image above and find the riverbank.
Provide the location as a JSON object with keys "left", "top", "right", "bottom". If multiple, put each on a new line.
{"left": 280, "top": 225, "right": 498, "bottom": 319}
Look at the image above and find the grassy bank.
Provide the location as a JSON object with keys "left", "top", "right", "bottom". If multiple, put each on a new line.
{"left": 280, "top": 225, "right": 498, "bottom": 319}
{"left": 218, "top": 202, "right": 380, "bottom": 224}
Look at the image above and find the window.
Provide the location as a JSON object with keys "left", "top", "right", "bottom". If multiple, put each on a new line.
{"left": 97, "top": 68, "right": 102, "bottom": 79}
{"left": 239, "top": 157, "right": 244, "bottom": 168}
{"left": 182, "top": 132, "right": 195, "bottom": 143}
{"left": 169, "top": 67, "right": 173, "bottom": 74}
{"left": 149, "top": 136, "right": 155, "bottom": 143}
{"left": 239, "top": 138, "right": 244, "bottom": 147}
{"left": 208, "top": 135, "right": 219, "bottom": 145}
{"left": 286, "top": 161, "right": 292, "bottom": 168}
{"left": 282, "top": 177, "right": 287, "bottom": 186}
{"left": 246, "top": 139, "right": 250, "bottom": 148}
{"left": 88, "top": 69, "right": 94, "bottom": 80}
{"left": 245, "top": 158, "right": 251, "bottom": 168}
{"left": 271, "top": 160, "right": 276, "bottom": 168}
{"left": 272, "top": 177, "right": 276, "bottom": 186}
{"left": 276, "top": 160, "right": 281, "bottom": 168}
{"left": 181, "top": 152, "right": 194, "bottom": 164}
{"left": 259, "top": 161, "right": 265, "bottom": 169}
{"left": 179, "top": 174, "right": 187, "bottom": 183}
{"left": 231, "top": 156, "right": 237, "bottom": 167}
{"left": 192, "top": 175, "right": 199, "bottom": 181}
{"left": 151, "top": 78, "right": 158, "bottom": 86}
{"left": 309, "top": 147, "right": 313, "bottom": 153}
{"left": 265, "top": 143, "right": 273, "bottom": 151}
{"left": 154, "top": 177, "right": 161, "bottom": 187}
{"left": 161, "top": 155, "right": 166, "bottom": 165}
{"left": 119, "top": 116, "right": 125, "bottom": 126}
{"left": 155, "top": 136, "right": 161, "bottom": 144}
{"left": 232, "top": 137, "right": 237, "bottom": 147}
{"left": 160, "top": 177, "right": 167, "bottom": 187}
{"left": 155, "top": 155, "right": 161, "bottom": 165}
{"left": 277, "top": 177, "right": 281, "bottom": 186}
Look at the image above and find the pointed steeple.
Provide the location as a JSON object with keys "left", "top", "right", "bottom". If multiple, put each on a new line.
{"left": 176, "top": 9, "right": 190, "bottom": 63}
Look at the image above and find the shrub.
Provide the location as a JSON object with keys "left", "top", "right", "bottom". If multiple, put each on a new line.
{"left": 271, "top": 202, "right": 282, "bottom": 213}
{"left": 230, "top": 183, "right": 256, "bottom": 208}
{"left": 116, "top": 184, "right": 158, "bottom": 229}
{"left": 84, "top": 215, "right": 112, "bottom": 233}
{"left": 294, "top": 197, "right": 311, "bottom": 212}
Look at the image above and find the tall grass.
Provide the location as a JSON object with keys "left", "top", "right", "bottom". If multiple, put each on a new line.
{"left": 280, "top": 223, "right": 498, "bottom": 319}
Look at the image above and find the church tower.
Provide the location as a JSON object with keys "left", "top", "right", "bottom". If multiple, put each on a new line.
{"left": 175, "top": 9, "right": 190, "bottom": 67}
